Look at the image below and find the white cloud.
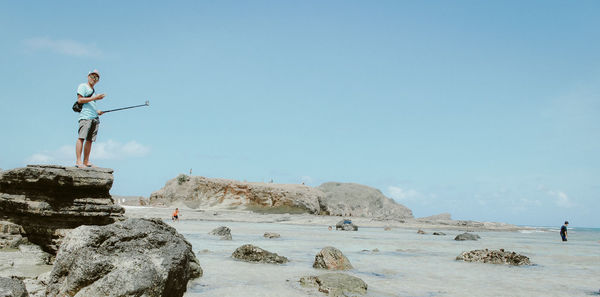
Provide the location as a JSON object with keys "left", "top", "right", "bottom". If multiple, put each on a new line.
{"left": 387, "top": 186, "right": 421, "bottom": 201}
{"left": 25, "top": 140, "right": 149, "bottom": 165}
{"left": 548, "top": 190, "right": 574, "bottom": 208}
{"left": 23, "top": 37, "right": 102, "bottom": 57}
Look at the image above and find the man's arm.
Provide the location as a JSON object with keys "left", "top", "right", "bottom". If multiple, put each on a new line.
{"left": 77, "top": 93, "right": 105, "bottom": 104}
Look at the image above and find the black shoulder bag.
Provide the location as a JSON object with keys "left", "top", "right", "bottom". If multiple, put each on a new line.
{"left": 72, "top": 88, "right": 95, "bottom": 113}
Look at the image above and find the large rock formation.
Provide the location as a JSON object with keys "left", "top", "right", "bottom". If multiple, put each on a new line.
{"left": 149, "top": 176, "right": 414, "bottom": 220}
{"left": 0, "top": 165, "right": 125, "bottom": 253}
{"left": 317, "top": 182, "right": 413, "bottom": 219}
{"left": 149, "top": 176, "right": 323, "bottom": 214}
{"left": 46, "top": 218, "right": 202, "bottom": 297}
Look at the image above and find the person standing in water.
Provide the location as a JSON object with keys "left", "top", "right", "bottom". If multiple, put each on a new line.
{"left": 172, "top": 208, "right": 180, "bottom": 221}
{"left": 560, "top": 221, "right": 569, "bottom": 241}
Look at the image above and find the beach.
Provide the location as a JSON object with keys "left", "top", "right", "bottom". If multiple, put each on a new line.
{"left": 125, "top": 206, "right": 600, "bottom": 297}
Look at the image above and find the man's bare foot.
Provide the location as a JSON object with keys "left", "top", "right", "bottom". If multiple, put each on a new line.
{"left": 84, "top": 163, "right": 96, "bottom": 168}
{"left": 75, "top": 163, "right": 84, "bottom": 168}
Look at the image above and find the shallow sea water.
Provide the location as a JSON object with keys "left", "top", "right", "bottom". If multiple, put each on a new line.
{"left": 169, "top": 220, "right": 600, "bottom": 297}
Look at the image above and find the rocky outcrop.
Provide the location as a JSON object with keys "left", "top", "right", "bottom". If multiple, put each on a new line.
{"left": 148, "top": 176, "right": 415, "bottom": 220}
{"left": 0, "top": 165, "right": 124, "bottom": 253}
{"left": 336, "top": 220, "right": 358, "bottom": 231}
{"left": 149, "top": 176, "right": 322, "bottom": 214}
{"left": 0, "top": 277, "right": 28, "bottom": 297}
{"left": 455, "top": 233, "right": 481, "bottom": 241}
{"left": 313, "top": 247, "right": 353, "bottom": 270}
{"left": 46, "top": 218, "right": 202, "bottom": 297}
{"left": 456, "top": 249, "right": 531, "bottom": 266}
{"left": 417, "top": 213, "right": 452, "bottom": 221}
{"left": 209, "top": 226, "right": 232, "bottom": 240}
{"left": 317, "top": 182, "right": 413, "bottom": 219}
{"left": 231, "top": 244, "right": 288, "bottom": 264}
{"left": 300, "top": 273, "right": 367, "bottom": 296}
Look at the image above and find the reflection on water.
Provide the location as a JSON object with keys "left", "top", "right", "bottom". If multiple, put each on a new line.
{"left": 169, "top": 220, "right": 600, "bottom": 297}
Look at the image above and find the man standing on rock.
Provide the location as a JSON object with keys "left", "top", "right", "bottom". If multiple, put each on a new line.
{"left": 560, "top": 221, "right": 568, "bottom": 242}
{"left": 75, "top": 70, "right": 106, "bottom": 168}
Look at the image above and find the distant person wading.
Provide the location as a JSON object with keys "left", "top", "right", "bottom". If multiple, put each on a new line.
{"left": 75, "top": 70, "right": 106, "bottom": 168}
{"left": 560, "top": 221, "right": 568, "bottom": 241}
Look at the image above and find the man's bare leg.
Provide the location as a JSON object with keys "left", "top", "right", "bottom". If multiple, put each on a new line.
{"left": 83, "top": 140, "right": 94, "bottom": 167}
{"left": 76, "top": 138, "right": 84, "bottom": 167}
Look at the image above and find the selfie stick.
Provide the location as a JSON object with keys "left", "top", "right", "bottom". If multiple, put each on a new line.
{"left": 103, "top": 100, "right": 150, "bottom": 113}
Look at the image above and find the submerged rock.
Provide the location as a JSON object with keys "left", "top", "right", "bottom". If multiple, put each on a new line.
{"left": 232, "top": 244, "right": 288, "bottom": 264}
{"left": 46, "top": 218, "right": 202, "bottom": 297}
{"left": 454, "top": 232, "right": 481, "bottom": 241}
{"left": 264, "top": 232, "right": 281, "bottom": 238}
{"left": 456, "top": 249, "right": 531, "bottom": 266}
{"left": 336, "top": 220, "right": 358, "bottom": 231}
{"left": 209, "top": 226, "right": 232, "bottom": 240}
{"left": 0, "top": 165, "right": 124, "bottom": 254}
{"left": 300, "top": 273, "right": 367, "bottom": 296}
{"left": 0, "top": 276, "right": 28, "bottom": 297}
{"left": 433, "top": 232, "right": 446, "bottom": 236}
{"left": 313, "top": 247, "right": 353, "bottom": 270}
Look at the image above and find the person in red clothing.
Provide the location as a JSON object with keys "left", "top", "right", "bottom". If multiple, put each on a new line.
{"left": 172, "top": 208, "right": 179, "bottom": 221}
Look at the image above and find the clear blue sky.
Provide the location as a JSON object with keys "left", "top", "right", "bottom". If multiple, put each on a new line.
{"left": 1, "top": 1, "right": 598, "bottom": 227}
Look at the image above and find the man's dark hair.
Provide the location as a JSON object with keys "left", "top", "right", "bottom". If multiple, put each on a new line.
{"left": 564, "top": 221, "right": 569, "bottom": 224}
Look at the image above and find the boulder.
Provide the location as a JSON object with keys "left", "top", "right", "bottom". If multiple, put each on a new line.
{"left": 336, "top": 220, "right": 358, "bottom": 231}
{"left": 209, "top": 226, "right": 232, "bottom": 240}
{"left": 0, "top": 277, "right": 28, "bottom": 297}
{"left": 231, "top": 244, "right": 288, "bottom": 264}
{"left": 0, "top": 165, "right": 124, "bottom": 254}
{"left": 263, "top": 232, "right": 280, "bottom": 239}
{"left": 317, "top": 182, "right": 413, "bottom": 219}
{"left": 454, "top": 233, "right": 481, "bottom": 241}
{"left": 433, "top": 232, "right": 446, "bottom": 236}
{"left": 149, "top": 176, "right": 323, "bottom": 214}
{"left": 313, "top": 247, "right": 353, "bottom": 270}
{"left": 45, "top": 218, "right": 202, "bottom": 297}
{"left": 300, "top": 273, "right": 367, "bottom": 296}
{"left": 0, "top": 221, "right": 27, "bottom": 249}
{"left": 456, "top": 249, "right": 531, "bottom": 266}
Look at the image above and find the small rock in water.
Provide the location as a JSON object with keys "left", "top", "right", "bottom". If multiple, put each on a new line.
{"left": 433, "top": 232, "right": 446, "bottom": 236}
{"left": 456, "top": 248, "right": 531, "bottom": 266}
{"left": 384, "top": 226, "right": 392, "bottom": 231}
{"left": 264, "top": 232, "right": 281, "bottom": 239}
{"left": 417, "top": 229, "right": 426, "bottom": 234}
{"left": 232, "top": 244, "right": 288, "bottom": 264}
{"left": 300, "top": 273, "right": 368, "bottom": 296}
{"left": 313, "top": 246, "right": 353, "bottom": 270}
{"left": 454, "top": 232, "right": 481, "bottom": 241}
{"left": 209, "top": 226, "right": 232, "bottom": 240}
{"left": 335, "top": 219, "right": 358, "bottom": 231}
